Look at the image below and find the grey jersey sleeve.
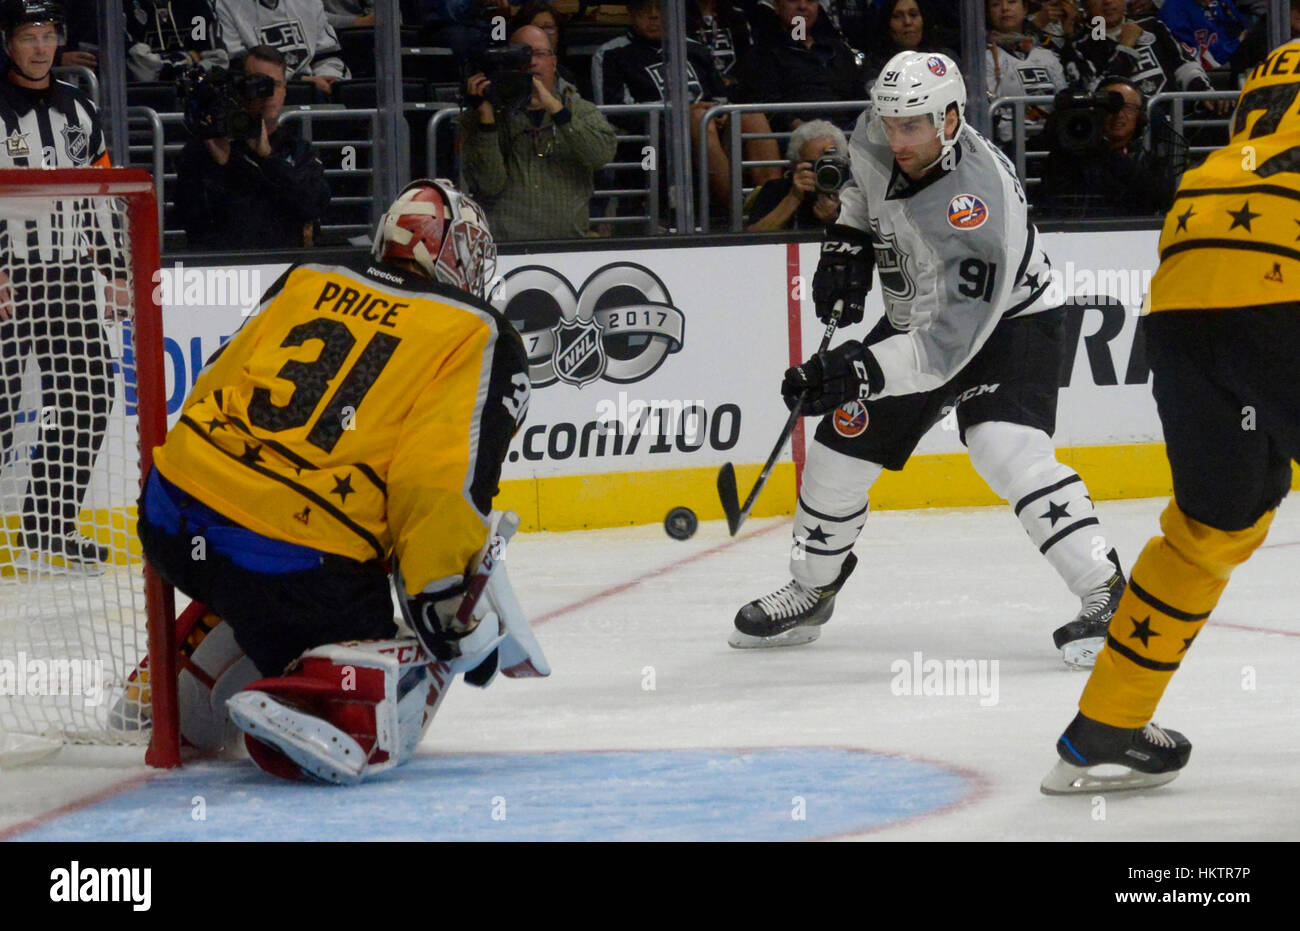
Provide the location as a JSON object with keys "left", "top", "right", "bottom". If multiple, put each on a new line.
{"left": 837, "top": 111, "right": 875, "bottom": 234}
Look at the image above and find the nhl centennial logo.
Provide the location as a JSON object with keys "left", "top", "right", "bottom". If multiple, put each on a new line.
{"left": 490, "top": 263, "right": 685, "bottom": 389}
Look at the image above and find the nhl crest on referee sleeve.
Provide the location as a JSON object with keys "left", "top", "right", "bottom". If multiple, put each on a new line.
{"left": 60, "top": 122, "right": 89, "bottom": 165}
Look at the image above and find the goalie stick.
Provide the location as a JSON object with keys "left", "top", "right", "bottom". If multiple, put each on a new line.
{"left": 717, "top": 301, "right": 844, "bottom": 536}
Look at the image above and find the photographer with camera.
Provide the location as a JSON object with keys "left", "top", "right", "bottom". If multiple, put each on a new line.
{"left": 1036, "top": 77, "right": 1186, "bottom": 219}
{"left": 745, "top": 119, "right": 848, "bottom": 232}
{"left": 174, "top": 44, "right": 331, "bottom": 250}
{"left": 458, "top": 25, "right": 616, "bottom": 241}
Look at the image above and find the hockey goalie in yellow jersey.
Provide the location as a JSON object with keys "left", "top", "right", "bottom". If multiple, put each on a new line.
{"left": 134, "top": 179, "right": 545, "bottom": 783}
{"left": 1041, "top": 41, "right": 1300, "bottom": 794}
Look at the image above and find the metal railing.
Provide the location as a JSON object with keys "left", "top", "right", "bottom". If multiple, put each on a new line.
{"left": 991, "top": 89, "right": 1242, "bottom": 189}
{"left": 1146, "top": 90, "right": 1240, "bottom": 157}
{"left": 696, "top": 100, "right": 869, "bottom": 233}
{"left": 52, "top": 65, "right": 98, "bottom": 104}
{"left": 124, "top": 107, "right": 381, "bottom": 247}
{"left": 281, "top": 108, "right": 382, "bottom": 240}
{"left": 989, "top": 94, "right": 1055, "bottom": 187}
{"left": 427, "top": 101, "right": 667, "bottom": 236}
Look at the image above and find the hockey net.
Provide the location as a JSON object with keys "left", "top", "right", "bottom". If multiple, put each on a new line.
{"left": 0, "top": 169, "right": 177, "bottom": 768}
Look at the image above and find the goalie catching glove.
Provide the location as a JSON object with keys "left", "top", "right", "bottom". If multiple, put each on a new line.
{"left": 396, "top": 509, "right": 549, "bottom": 688}
{"left": 812, "top": 224, "right": 875, "bottom": 328}
{"left": 782, "top": 341, "right": 885, "bottom": 416}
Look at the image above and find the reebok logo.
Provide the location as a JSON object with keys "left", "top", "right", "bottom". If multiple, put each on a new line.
{"left": 49, "top": 861, "right": 152, "bottom": 911}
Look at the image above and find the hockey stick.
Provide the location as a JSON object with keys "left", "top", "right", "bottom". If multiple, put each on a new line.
{"left": 717, "top": 301, "right": 844, "bottom": 536}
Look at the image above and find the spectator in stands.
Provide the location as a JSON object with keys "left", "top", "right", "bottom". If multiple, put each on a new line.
{"left": 510, "top": 2, "right": 579, "bottom": 87}
{"left": 1066, "top": 0, "right": 1215, "bottom": 100}
{"left": 420, "top": 0, "right": 521, "bottom": 62}
{"left": 460, "top": 24, "right": 616, "bottom": 240}
{"left": 1158, "top": 0, "right": 1252, "bottom": 70}
{"left": 734, "top": 0, "right": 868, "bottom": 132}
{"left": 57, "top": 0, "right": 96, "bottom": 69}
{"left": 862, "top": 0, "right": 958, "bottom": 84}
{"left": 986, "top": 0, "right": 1067, "bottom": 148}
{"left": 125, "top": 0, "right": 229, "bottom": 82}
{"left": 1024, "top": 0, "right": 1084, "bottom": 54}
{"left": 594, "top": 0, "right": 781, "bottom": 207}
{"left": 322, "top": 0, "right": 376, "bottom": 30}
{"left": 1232, "top": 0, "right": 1300, "bottom": 77}
{"left": 215, "top": 0, "right": 349, "bottom": 96}
{"left": 744, "top": 118, "right": 846, "bottom": 231}
{"left": 687, "top": 0, "right": 751, "bottom": 83}
{"left": 818, "top": 1, "right": 873, "bottom": 53}
{"left": 175, "top": 45, "right": 331, "bottom": 250}
{"left": 1037, "top": 76, "right": 1185, "bottom": 218}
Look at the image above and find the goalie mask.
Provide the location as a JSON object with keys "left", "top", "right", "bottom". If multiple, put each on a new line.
{"left": 868, "top": 51, "right": 966, "bottom": 173}
{"left": 372, "top": 179, "right": 497, "bottom": 298}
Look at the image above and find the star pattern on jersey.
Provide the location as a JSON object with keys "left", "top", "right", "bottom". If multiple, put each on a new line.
{"left": 803, "top": 524, "right": 832, "bottom": 545}
{"left": 1226, "top": 200, "right": 1261, "bottom": 232}
{"left": 1024, "top": 270, "right": 1042, "bottom": 290}
{"left": 1294, "top": 218, "right": 1300, "bottom": 241}
{"left": 331, "top": 473, "right": 355, "bottom": 504}
{"left": 1175, "top": 204, "right": 1195, "bottom": 233}
{"left": 1178, "top": 632, "right": 1198, "bottom": 655}
{"left": 1040, "top": 500, "right": 1071, "bottom": 527}
{"left": 1129, "top": 615, "right": 1160, "bottom": 648}
{"left": 239, "top": 442, "right": 264, "bottom": 465}
{"left": 204, "top": 417, "right": 227, "bottom": 434}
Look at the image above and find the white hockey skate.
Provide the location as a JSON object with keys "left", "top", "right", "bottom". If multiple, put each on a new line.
{"left": 1053, "top": 572, "right": 1125, "bottom": 669}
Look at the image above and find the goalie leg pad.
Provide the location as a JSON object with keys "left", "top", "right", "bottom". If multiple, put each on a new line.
{"left": 226, "top": 639, "right": 453, "bottom": 784}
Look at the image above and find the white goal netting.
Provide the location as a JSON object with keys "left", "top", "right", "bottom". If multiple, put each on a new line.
{"left": 0, "top": 185, "right": 157, "bottom": 758}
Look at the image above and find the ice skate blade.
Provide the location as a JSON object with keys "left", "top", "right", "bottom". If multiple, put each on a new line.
{"left": 227, "top": 691, "right": 364, "bottom": 785}
{"left": 1061, "top": 636, "right": 1104, "bottom": 670}
{"left": 11, "top": 549, "right": 106, "bottom": 577}
{"left": 1039, "top": 759, "right": 1180, "bottom": 795}
{"left": 727, "top": 626, "right": 822, "bottom": 649}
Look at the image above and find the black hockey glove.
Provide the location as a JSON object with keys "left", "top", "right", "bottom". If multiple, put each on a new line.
{"left": 812, "top": 224, "right": 875, "bottom": 328}
{"left": 781, "top": 341, "right": 885, "bottom": 416}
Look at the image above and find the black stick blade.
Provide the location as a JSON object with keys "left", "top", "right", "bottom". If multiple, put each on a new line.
{"left": 716, "top": 462, "right": 741, "bottom": 536}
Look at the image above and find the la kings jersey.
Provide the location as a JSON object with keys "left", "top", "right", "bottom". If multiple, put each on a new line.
{"left": 215, "top": 0, "right": 348, "bottom": 80}
{"left": 838, "top": 113, "right": 1053, "bottom": 399}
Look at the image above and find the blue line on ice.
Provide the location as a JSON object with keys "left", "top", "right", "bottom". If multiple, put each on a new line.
{"left": 16, "top": 748, "right": 973, "bottom": 841}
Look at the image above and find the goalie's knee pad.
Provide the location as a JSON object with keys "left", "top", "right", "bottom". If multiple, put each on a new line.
{"left": 226, "top": 639, "right": 453, "bottom": 785}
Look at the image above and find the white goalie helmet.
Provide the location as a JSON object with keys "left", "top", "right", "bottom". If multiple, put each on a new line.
{"left": 869, "top": 51, "right": 967, "bottom": 166}
{"left": 372, "top": 178, "right": 497, "bottom": 298}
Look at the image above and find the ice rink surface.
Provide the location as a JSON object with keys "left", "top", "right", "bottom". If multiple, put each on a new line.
{"left": 2, "top": 497, "right": 1297, "bottom": 841}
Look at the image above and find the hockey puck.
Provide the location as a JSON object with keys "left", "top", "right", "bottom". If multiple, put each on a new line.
{"left": 664, "top": 507, "right": 698, "bottom": 540}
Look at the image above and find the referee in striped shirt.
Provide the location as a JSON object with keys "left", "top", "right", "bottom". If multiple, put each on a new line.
{"left": 0, "top": 0, "right": 130, "bottom": 567}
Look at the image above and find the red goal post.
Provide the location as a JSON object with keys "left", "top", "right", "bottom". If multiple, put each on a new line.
{"left": 0, "top": 168, "right": 179, "bottom": 768}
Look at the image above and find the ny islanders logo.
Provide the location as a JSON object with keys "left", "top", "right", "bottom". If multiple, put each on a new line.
{"left": 947, "top": 194, "right": 988, "bottom": 230}
{"left": 833, "top": 400, "right": 869, "bottom": 438}
{"left": 926, "top": 56, "right": 947, "bottom": 76}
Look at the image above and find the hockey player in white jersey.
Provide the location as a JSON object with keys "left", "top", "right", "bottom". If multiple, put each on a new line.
{"left": 733, "top": 51, "right": 1125, "bottom": 667}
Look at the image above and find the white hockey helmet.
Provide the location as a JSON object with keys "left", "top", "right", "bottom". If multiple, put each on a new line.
{"left": 372, "top": 178, "right": 496, "bottom": 298}
{"left": 869, "top": 51, "right": 967, "bottom": 164}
